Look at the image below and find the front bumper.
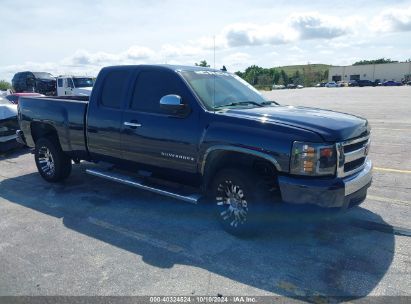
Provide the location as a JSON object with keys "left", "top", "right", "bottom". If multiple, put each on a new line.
{"left": 278, "top": 159, "right": 373, "bottom": 209}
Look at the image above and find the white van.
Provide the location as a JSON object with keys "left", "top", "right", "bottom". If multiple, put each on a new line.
{"left": 56, "top": 76, "right": 94, "bottom": 97}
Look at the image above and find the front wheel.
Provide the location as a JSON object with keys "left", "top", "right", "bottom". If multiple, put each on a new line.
{"left": 34, "top": 138, "right": 72, "bottom": 183}
{"left": 210, "top": 168, "right": 271, "bottom": 236}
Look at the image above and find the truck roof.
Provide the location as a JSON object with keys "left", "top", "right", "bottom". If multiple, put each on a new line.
{"left": 100, "top": 64, "right": 223, "bottom": 73}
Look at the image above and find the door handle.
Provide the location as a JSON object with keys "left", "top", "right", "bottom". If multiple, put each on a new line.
{"left": 124, "top": 121, "right": 142, "bottom": 128}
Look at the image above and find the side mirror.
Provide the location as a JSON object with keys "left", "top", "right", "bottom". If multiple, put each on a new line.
{"left": 160, "top": 94, "right": 188, "bottom": 116}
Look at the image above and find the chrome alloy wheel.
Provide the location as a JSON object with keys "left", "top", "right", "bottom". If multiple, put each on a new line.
{"left": 38, "top": 146, "right": 55, "bottom": 177}
{"left": 216, "top": 180, "right": 248, "bottom": 227}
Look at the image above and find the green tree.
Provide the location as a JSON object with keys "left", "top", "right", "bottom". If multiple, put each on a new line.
{"left": 257, "top": 75, "right": 272, "bottom": 86}
{"left": 353, "top": 58, "right": 398, "bottom": 65}
{"left": 273, "top": 71, "right": 280, "bottom": 85}
{"left": 323, "top": 70, "right": 329, "bottom": 82}
{"left": 0, "top": 80, "right": 11, "bottom": 91}
{"left": 302, "top": 65, "right": 318, "bottom": 87}
{"left": 280, "top": 70, "right": 289, "bottom": 85}
{"left": 292, "top": 70, "right": 302, "bottom": 85}
{"left": 195, "top": 60, "right": 210, "bottom": 67}
{"left": 235, "top": 63, "right": 331, "bottom": 88}
{"left": 242, "top": 65, "right": 264, "bottom": 85}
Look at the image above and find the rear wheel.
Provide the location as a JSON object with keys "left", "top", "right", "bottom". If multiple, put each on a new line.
{"left": 34, "top": 138, "right": 72, "bottom": 182}
{"left": 210, "top": 168, "right": 271, "bottom": 236}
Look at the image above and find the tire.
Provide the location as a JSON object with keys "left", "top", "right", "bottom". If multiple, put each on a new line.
{"left": 209, "top": 167, "right": 271, "bottom": 236}
{"left": 34, "top": 137, "right": 72, "bottom": 182}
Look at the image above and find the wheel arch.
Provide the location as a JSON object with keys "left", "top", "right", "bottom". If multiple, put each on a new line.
{"left": 201, "top": 146, "right": 281, "bottom": 190}
{"left": 30, "top": 122, "right": 62, "bottom": 149}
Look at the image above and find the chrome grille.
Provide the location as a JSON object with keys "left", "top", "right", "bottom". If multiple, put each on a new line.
{"left": 336, "top": 134, "right": 370, "bottom": 177}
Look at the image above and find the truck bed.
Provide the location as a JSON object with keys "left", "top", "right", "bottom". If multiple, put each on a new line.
{"left": 18, "top": 96, "right": 89, "bottom": 156}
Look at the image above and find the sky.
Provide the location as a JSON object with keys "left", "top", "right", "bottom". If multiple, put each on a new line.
{"left": 1, "top": 0, "right": 411, "bottom": 81}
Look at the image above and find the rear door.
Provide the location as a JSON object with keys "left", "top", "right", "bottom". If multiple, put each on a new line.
{"left": 121, "top": 68, "right": 199, "bottom": 174}
{"left": 87, "top": 68, "right": 132, "bottom": 162}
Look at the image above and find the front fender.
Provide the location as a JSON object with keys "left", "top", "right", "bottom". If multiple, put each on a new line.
{"left": 198, "top": 122, "right": 293, "bottom": 174}
{"left": 200, "top": 145, "right": 282, "bottom": 175}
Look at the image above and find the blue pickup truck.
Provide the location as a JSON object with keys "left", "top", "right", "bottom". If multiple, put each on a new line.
{"left": 17, "top": 65, "right": 372, "bottom": 234}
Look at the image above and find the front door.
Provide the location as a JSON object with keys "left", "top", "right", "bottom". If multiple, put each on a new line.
{"left": 121, "top": 69, "right": 199, "bottom": 175}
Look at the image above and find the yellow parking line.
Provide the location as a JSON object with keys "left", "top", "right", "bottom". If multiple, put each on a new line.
{"left": 368, "top": 195, "right": 411, "bottom": 205}
{"left": 374, "top": 167, "right": 411, "bottom": 174}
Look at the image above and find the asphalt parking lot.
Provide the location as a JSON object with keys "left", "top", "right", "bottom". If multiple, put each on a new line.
{"left": 0, "top": 86, "right": 410, "bottom": 300}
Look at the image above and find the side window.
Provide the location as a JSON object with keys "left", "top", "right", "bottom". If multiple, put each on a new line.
{"left": 57, "top": 79, "right": 63, "bottom": 87}
{"left": 131, "top": 70, "right": 183, "bottom": 113}
{"left": 26, "top": 73, "right": 35, "bottom": 86}
{"left": 100, "top": 70, "right": 131, "bottom": 109}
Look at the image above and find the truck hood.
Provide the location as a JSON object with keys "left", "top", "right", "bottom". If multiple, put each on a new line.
{"left": 223, "top": 105, "right": 369, "bottom": 142}
{"left": 73, "top": 87, "right": 92, "bottom": 96}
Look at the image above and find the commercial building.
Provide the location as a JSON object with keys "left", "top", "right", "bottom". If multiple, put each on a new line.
{"left": 329, "top": 62, "right": 411, "bottom": 83}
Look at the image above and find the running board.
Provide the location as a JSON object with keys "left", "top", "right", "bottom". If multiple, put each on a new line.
{"left": 86, "top": 168, "right": 201, "bottom": 204}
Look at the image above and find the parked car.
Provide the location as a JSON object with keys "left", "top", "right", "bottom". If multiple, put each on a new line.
{"left": 0, "top": 98, "right": 21, "bottom": 152}
{"left": 325, "top": 81, "right": 338, "bottom": 88}
{"left": 406, "top": 81, "right": 411, "bottom": 86}
{"left": 348, "top": 80, "right": 359, "bottom": 87}
{"left": 286, "top": 84, "right": 297, "bottom": 89}
{"left": 337, "top": 81, "right": 348, "bottom": 87}
{"left": 17, "top": 65, "right": 372, "bottom": 235}
{"left": 315, "top": 82, "right": 327, "bottom": 87}
{"left": 4, "top": 93, "right": 44, "bottom": 104}
{"left": 12, "top": 71, "right": 56, "bottom": 96}
{"left": 272, "top": 84, "right": 285, "bottom": 90}
{"left": 57, "top": 76, "right": 94, "bottom": 97}
{"left": 383, "top": 80, "right": 402, "bottom": 86}
{"left": 374, "top": 79, "right": 382, "bottom": 86}
{"left": 357, "top": 80, "right": 374, "bottom": 87}
{"left": 296, "top": 85, "right": 304, "bottom": 89}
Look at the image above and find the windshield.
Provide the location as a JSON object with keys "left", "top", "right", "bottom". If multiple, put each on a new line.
{"left": 32, "top": 72, "right": 55, "bottom": 80}
{"left": 180, "top": 70, "right": 268, "bottom": 110}
{"left": 73, "top": 77, "right": 94, "bottom": 88}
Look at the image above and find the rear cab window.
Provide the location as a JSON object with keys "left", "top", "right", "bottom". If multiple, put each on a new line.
{"left": 100, "top": 70, "right": 131, "bottom": 109}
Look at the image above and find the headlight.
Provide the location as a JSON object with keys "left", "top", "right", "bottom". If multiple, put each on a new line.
{"left": 290, "top": 141, "right": 336, "bottom": 176}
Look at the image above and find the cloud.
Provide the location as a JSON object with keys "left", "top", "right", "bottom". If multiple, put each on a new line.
{"left": 160, "top": 44, "right": 202, "bottom": 57}
{"left": 1, "top": 5, "right": 410, "bottom": 80}
{"left": 289, "top": 12, "right": 349, "bottom": 39}
{"left": 223, "top": 23, "right": 295, "bottom": 47}
{"left": 67, "top": 46, "right": 155, "bottom": 67}
{"left": 222, "top": 52, "right": 252, "bottom": 68}
{"left": 125, "top": 46, "right": 154, "bottom": 61}
{"left": 196, "top": 12, "right": 350, "bottom": 49}
{"left": 372, "top": 6, "right": 411, "bottom": 32}
{"left": 0, "top": 44, "right": 209, "bottom": 80}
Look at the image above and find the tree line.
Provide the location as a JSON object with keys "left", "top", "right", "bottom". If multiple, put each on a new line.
{"left": 234, "top": 65, "right": 329, "bottom": 89}
{"left": 195, "top": 60, "right": 329, "bottom": 89}
{"left": 352, "top": 58, "right": 399, "bottom": 65}
{"left": 0, "top": 80, "right": 11, "bottom": 91}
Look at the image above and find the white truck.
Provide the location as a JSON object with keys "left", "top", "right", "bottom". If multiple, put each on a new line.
{"left": 56, "top": 76, "right": 94, "bottom": 97}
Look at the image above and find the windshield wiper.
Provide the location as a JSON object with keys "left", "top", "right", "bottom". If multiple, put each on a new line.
{"left": 214, "top": 101, "right": 265, "bottom": 109}
{"left": 263, "top": 100, "right": 279, "bottom": 105}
